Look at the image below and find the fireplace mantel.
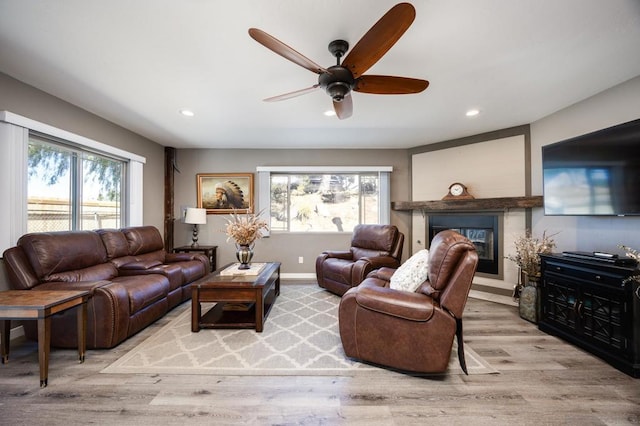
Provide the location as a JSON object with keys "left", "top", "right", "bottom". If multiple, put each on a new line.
{"left": 392, "top": 196, "right": 543, "bottom": 212}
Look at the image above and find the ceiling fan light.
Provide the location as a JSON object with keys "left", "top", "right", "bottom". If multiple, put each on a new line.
{"left": 326, "top": 81, "right": 351, "bottom": 102}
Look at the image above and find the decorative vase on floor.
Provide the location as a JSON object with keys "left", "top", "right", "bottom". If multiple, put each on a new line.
{"left": 235, "top": 244, "right": 254, "bottom": 270}
{"left": 519, "top": 273, "right": 540, "bottom": 323}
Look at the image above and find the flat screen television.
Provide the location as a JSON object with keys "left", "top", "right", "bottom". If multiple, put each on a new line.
{"left": 542, "top": 118, "right": 640, "bottom": 216}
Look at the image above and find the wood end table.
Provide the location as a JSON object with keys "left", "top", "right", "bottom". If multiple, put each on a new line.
{"left": 0, "top": 290, "right": 89, "bottom": 387}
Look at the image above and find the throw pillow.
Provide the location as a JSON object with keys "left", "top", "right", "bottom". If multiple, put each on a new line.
{"left": 389, "top": 249, "right": 430, "bottom": 292}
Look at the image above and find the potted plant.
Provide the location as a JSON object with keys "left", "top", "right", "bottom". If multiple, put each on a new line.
{"left": 506, "top": 230, "right": 556, "bottom": 323}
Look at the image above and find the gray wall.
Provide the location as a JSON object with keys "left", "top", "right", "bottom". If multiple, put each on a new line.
{"left": 530, "top": 75, "right": 640, "bottom": 253}
{"left": 172, "top": 149, "right": 411, "bottom": 275}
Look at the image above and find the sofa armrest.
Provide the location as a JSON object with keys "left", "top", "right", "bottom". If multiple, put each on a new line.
{"left": 119, "top": 259, "right": 163, "bottom": 270}
{"left": 321, "top": 250, "right": 353, "bottom": 260}
{"left": 165, "top": 252, "right": 210, "bottom": 273}
{"left": 352, "top": 256, "right": 399, "bottom": 284}
{"left": 360, "top": 255, "right": 401, "bottom": 269}
{"left": 354, "top": 281, "right": 435, "bottom": 322}
{"left": 34, "top": 280, "right": 112, "bottom": 297}
{"left": 366, "top": 267, "right": 397, "bottom": 282}
{"left": 165, "top": 252, "right": 200, "bottom": 262}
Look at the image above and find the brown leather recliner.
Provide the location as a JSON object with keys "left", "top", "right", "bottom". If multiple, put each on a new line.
{"left": 338, "top": 230, "right": 479, "bottom": 374}
{"left": 316, "top": 224, "right": 404, "bottom": 296}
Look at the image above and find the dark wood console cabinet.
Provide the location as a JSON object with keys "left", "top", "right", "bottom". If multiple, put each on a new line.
{"left": 540, "top": 254, "right": 639, "bottom": 377}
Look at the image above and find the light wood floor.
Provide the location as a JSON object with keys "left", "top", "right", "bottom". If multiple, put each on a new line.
{"left": 1, "top": 284, "right": 638, "bottom": 426}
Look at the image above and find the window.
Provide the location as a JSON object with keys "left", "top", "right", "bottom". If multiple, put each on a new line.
{"left": 258, "top": 166, "right": 391, "bottom": 233}
{"left": 28, "top": 134, "right": 125, "bottom": 232}
{"left": 0, "top": 111, "right": 145, "bottom": 252}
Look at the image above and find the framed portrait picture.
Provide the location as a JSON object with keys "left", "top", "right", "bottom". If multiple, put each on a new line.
{"left": 196, "top": 173, "right": 254, "bottom": 214}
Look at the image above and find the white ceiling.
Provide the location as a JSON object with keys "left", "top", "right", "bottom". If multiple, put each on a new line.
{"left": 1, "top": 0, "right": 639, "bottom": 149}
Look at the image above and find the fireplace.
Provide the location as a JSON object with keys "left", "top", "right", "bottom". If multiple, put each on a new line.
{"left": 428, "top": 214, "right": 500, "bottom": 275}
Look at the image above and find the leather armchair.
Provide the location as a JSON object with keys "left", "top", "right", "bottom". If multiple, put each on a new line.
{"left": 338, "top": 230, "right": 478, "bottom": 374}
{"left": 316, "top": 224, "right": 404, "bottom": 296}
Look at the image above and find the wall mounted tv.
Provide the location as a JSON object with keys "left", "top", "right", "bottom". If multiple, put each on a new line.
{"left": 542, "top": 118, "right": 640, "bottom": 216}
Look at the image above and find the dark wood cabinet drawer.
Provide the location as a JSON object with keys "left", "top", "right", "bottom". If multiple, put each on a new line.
{"left": 544, "top": 259, "right": 628, "bottom": 289}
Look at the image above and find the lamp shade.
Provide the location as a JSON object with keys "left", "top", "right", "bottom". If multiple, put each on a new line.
{"left": 184, "top": 207, "right": 207, "bottom": 225}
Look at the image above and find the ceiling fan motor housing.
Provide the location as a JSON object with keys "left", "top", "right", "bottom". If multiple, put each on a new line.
{"left": 319, "top": 66, "right": 355, "bottom": 102}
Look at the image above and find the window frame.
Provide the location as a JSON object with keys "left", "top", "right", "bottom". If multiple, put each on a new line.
{"left": 0, "top": 111, "right": 145, "bottom": 251}
{"left": 27, "top": 134, "right": 127, "bottom": 232}
{"left": 257, "top": 166, "right": 392, "bottom": 235}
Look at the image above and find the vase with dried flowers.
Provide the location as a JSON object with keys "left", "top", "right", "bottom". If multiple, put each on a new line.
{"left": 223, "top": 209, "right": 269, "bottom": 269}
{"left": 505, "top": 230, "right": 557, "bottom": 323}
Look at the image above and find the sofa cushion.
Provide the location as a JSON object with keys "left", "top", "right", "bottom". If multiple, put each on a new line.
{"left": 352, "top": 247, "right": 388, "bottom": 260}
{"left": 389, "top": 249, "right": 430, "bottom": 293}
{"left": 18, "top": 231, "right": 107, "bottom": 279}
{"left": 134, "top": 251, "right": 166, "bottom": 265}
{"left": 97, "top": 229, "right": 130, "bottom": 259}
{"left": 113, "top": 275, "right": 170, "bottom": 314}
{"left": 351, "top": 224, "right": 398, "bottom": 253}
{"left": 122, "top": 226, "right": 165, "bottom": 256}
{"left": 46, "top": 263, "right": 118, "bottom": 283}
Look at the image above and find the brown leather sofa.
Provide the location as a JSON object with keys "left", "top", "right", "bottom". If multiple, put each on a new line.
{"left": 316, "top": 224, "right": 404, "bottom": 296}
{"left": 2, "top": 226, "right": 209, "bottom": 349}
{"left": 338, "top": 230, "right": 478, "bottom": 374}
{"left": 97, "top": 226, "right": 208, "bottom": 309}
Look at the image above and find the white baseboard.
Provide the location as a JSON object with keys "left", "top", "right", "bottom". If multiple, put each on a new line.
{"left": 281, "top": 273, "right": 316, "bottom": 280}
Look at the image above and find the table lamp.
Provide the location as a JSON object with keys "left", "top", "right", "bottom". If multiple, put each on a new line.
{"left": 184, "top": 207, "right": 207, "bottom": 248}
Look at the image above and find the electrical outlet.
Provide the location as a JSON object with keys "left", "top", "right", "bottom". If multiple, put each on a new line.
{"left": 298, "top": 256, "right": 304, "bottom": 264}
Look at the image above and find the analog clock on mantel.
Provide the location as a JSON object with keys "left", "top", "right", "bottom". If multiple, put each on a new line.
{"left": 442, "top": 182, "right": 474, "bottom": 200}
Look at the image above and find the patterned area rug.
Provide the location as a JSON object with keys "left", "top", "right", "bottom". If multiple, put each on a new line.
{"left": 102, "top": 284, "right": 497, "bottom": 376}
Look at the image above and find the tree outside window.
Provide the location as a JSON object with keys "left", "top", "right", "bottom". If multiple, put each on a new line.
{"left": 269, "top": 173, "right": 379, "bottom": 233}
{"left": 27, "top": 136, "right": 125, "bottom": 232}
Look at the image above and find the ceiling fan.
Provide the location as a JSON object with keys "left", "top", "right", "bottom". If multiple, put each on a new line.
{"left": 248, "top": 2, "right": 429, "bottom": 120}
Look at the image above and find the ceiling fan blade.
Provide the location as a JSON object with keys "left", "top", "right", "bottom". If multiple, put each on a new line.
{"left": 264, "top": 85, "right": 320, "bottom": 102}
{"left": 341, "top": 3, "right": 416, "bottom": 78}
{"left": 249, "top": 28, "right": 328, "bottom": 74}
{"left": 354, "top": 75, "right": 429, "bottom": 94}
{"left": 333, "top": 94, "right": 353, "bottom": 120}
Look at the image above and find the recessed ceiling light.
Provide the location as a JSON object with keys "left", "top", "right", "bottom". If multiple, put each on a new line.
{"left": 179, "top": 109, "right": 195, "bottom": 117}
{"left": 465, "top": 109, "right": 480, "bottom": 117}
{"left": 324, "top": 110, "right": 336, "bottom": 117}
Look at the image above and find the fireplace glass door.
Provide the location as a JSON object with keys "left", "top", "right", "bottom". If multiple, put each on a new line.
{"left": 429, "top": 215, "right": 499, "bottom": 275}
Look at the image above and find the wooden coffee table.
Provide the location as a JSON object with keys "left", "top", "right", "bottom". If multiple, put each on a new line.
{"left": 191, "top": 262, "right": 280, "bottom": 332}
{"left": 0, "top": 290, "right": 89, "bottom": 387}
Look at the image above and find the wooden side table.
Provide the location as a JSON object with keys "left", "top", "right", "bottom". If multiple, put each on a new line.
{"left": 0, "top": 290, "right": 89, "bottom": 387}
{"left": 173, "top": 245, "right": 217, "bottom": 272}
